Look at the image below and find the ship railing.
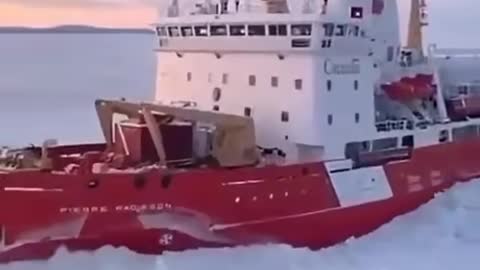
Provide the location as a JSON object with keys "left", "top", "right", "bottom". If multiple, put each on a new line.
{"left": 376, "top": 120, "right": 414, "bottom": 132}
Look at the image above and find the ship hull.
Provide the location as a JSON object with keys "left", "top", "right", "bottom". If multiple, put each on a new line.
{"left": 0, "top": 138, "right": 479, "bottom": 263}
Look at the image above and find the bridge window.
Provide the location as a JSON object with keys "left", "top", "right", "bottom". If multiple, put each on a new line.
{"left": 323, "top": 23, "right": 334, "bottom": 37}
{"left": 194, "top": 25, "right": 208, "bottom": 36}
{"left": 248, "top": 25, "right": 266, "bottom": 36}
{"left": 268, "top": 25, "right": 277, "bottom": 35}
{"left": 268, "top": 24, "right": 287, "bottom": 36}
{"left": 181, "top": 26, "right": 193, "bottom": 37}
{"left": 168, "top": 26, "right": 180, "bottom": 37}
{"left": 230, "top": 25, "right": 246, "bottom": 36}
{"left": 291, "top": 24, "right": 312, "bottom": 36}
{"left": 156, "top": 26, "right": 167, "bottom": 36}
{"left": 211, "top": 25, "right": 227, "bottom": 36}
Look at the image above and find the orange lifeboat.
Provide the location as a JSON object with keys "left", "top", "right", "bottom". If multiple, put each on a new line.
{"left": 381, "top": 74, "right": 435, "bottom": 102}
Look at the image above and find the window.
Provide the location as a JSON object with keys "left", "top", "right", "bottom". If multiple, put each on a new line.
{"left": 323, "top": 23, "right": 334, "bottom": 37}
{"left": 350, "top": 7, "right": 363, "bottom": 19}
{"left": 268, "top": 25, "right": 278, "bottom": 36}
{"left": 168, "top": 26, "right": 180, "bottom": 37}
{"left": 248, "top": 25, "right": 266, "bottom": 36}
{"left": 181, "top": 26, "right": 193, "bottom": 36}
{"left": 249, "top": 75, "right": 256, "bottom": 86}
{"left": 222, "top": 73, "right": 228, "bottom": 85}
{"left": 354, "top": 80, "right": 359, "bottom": 90}
{"left": 328, "top": 114, "right": 333, "bottom": 125}
{"left": 355, "top": 113, "right": 360, "bottom": 123}
{"left": 295, "top": 79, "right": 303, "bottom": 90}
{"left": 210, "top": 25, "right": 227, "bottom": 36}
{"left": 268, "top": 24, "right": 287, "bottom": 36}
{"left": 281, "top": 111, "right": 289, "bottom": 122}
{"left": 327, "top": 80, "right": 332, "bottom": 91}
{"left": 244, "top": 107, "right": 252, "bottom": 117}
{"left": 213, "top": 105, "right": 220, "bottom": 111}
{"left": 187, "top": 72, "right": 192, "bottom": 81}
{"left": 292, "top": 39, "right": 311, "bottom": 48}
{"left": 194, "top": 25, "right": 208, "bottom": 36}
{"left": 291, "top": 24, "right": 312, "bottom": 36}
{"left": 156, "top": 26, "right": 167, "bottom": 36}
{"left": 271, "top": 76, "right": 279, "bottom": 87}
{"left": 278, "top": 25, "right": 287, "bottom": 36}
{"left": 230, "top": 25, "right": 246, "bottom": 36}
{"left": 402, "top": 135, "right": 414, "bottom": 147}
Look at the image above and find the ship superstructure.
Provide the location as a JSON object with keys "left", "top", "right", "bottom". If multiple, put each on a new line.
{"left": 152, "top": 0, "right": 480, "bottom": 168}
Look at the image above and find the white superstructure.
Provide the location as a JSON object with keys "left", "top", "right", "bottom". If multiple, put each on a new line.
{"left": 152, "top": 0, "right": 480, "bottom": 166}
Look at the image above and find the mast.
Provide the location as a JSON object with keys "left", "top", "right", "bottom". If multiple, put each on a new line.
{"left": 406, "top": 0, "right": 428, "bottom": 57}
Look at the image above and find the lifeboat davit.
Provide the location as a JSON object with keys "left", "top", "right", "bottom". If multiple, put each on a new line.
{"left": 381, "top": 74, "right": 435, "bottom": 102}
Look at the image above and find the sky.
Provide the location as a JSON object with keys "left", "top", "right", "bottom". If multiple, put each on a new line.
{"left": 0, "top": 0, "right": 159, "bottom": 28}
{"left": 0, "top": 0, "right": 477, "bottom": 47}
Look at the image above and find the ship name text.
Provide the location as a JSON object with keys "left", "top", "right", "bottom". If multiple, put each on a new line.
{"left": 59, "top": 203, "right": 173, "bottom": 214}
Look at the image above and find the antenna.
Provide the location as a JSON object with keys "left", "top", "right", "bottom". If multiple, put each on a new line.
{"left": 167, "top": 0, "right": 179, "bottom": 17}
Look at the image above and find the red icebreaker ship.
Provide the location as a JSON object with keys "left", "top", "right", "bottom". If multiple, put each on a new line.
{"left": 2, "top": 0, "right": 480, "bottom": 263}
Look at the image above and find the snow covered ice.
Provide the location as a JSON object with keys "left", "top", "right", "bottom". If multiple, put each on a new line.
{"left": 2, "top": 179, "right": 480, "bottom": 270}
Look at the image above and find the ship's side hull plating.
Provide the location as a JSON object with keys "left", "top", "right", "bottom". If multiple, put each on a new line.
{"left": 0, "top": 138, "right": 479, "bottom": 263}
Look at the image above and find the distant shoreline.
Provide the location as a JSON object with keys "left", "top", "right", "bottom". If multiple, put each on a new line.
{"left": 0, "top": 25, "right": 154, "bottom": 34}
